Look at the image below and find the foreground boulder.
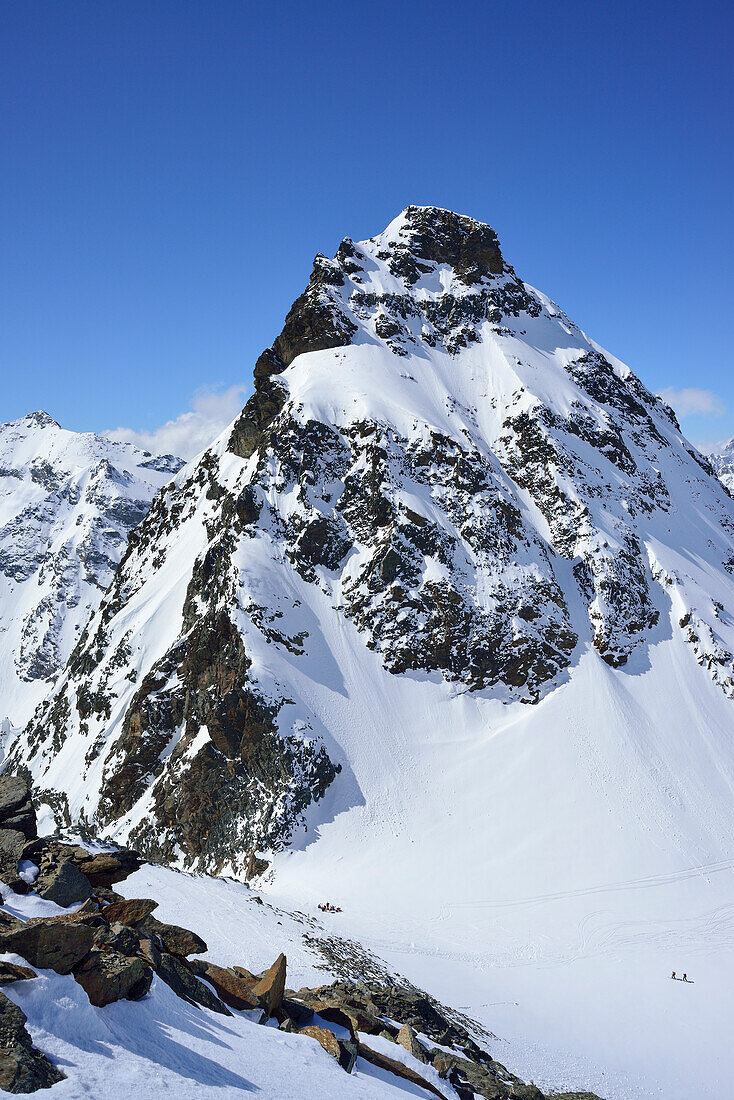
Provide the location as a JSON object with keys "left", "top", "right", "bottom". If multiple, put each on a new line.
{"left": 189, "top": 961, "right": 258, "bottom": 1010}
{"left": 0, "top": 992, "right": 64, "bottom": 1093}
{"left": 100, "top": 898, "right": 158, "bottom": 926}
{"left": 137, "top": 915, "right": 206, "bottom": 957}
{"left": 250, "top": 953, "right": 286, "bottom": 1016}
{"left": 0, "top": 832, "right": 31, "bottom": 895}
{"left": 74, "top": 950, "right": 152, "bottom": 1007}
{"left": 0, "top": 920, "right": 94, "bottom": 975}
{"left": 156, "top": 952, "right": 231, "bottom": 1016}
{"left": 35, "top": 861, "right": 92, "bottom": 908}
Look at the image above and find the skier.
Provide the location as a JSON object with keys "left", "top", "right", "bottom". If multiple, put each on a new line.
{"left": 683, "top": 973, "right": 688, "bottom": 982}
{"left": 671, "top": 971, "right": 676, "bottom": 979}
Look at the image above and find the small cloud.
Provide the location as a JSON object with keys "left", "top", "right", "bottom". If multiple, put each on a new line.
{"left": 658, "top": 387, "right": 726, "bottom": 419}
{"left": 105, "top": 384, "right": 249, "bottom": 460}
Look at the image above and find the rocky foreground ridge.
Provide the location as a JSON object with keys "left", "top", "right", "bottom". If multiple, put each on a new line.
{"left": 6, "top": 205, "right": 734, "bottom": 878}
{"left": 0, "top": 775, "right": 601, "bottom": 1098}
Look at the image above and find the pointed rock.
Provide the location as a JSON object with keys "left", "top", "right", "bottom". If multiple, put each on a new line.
{"left": 396, "top": 1022, "right": 427, "bottom": 1063}
{"left": 251, "top": 953, "right": 286, "bottom": 1016}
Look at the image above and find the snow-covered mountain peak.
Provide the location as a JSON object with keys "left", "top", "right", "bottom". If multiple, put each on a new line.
{"left": 710, "top": 437, "right": 734, "bottom": 493}
{"left": 8, "top": 207, "right": 734, "bottom": 887}
{"left": 0, "top": 413, "right": 184, "bottom": 731}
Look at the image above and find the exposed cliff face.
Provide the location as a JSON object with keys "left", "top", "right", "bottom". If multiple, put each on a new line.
{"left": 8, "top": 206, "right": 734, "bottom": 875}
{"left": 0, "top": 412, "right": 182, "bottom": 732}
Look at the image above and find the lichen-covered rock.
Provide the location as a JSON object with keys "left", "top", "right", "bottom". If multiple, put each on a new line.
{"left": 137, "top": 915, "right": 206, "bottom": 957}
{"left": 36, "top": 861, "right": 92, "bottom": 908}
{"left": 0, "top": 991, "right": 64, "bottom": 1092}
{"left": 0, "top": 963, "right": 36, "bottom": 986}
{"left": 74, "top": 950, "right": 152, "bottom": 1007}
{"left": 0, "top": 919, "right": 94, "bottom": 975}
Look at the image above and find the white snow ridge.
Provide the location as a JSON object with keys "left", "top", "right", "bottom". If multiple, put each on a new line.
{"left": 2, "top": 208, "right": 734, "bottom": 1100}
{"left": 0, "top": 412, "right": 182, "bottom": 738}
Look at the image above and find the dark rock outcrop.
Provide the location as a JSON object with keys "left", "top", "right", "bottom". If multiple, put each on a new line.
{"left": 0, "top": 920, "right": 95, "bottom": 975}
{"left": 0, "top": 993, "right": 64, "bottom": 1093}
{"left": 0, "top": 963, "right": 36, "bottom": 986}
{"left": 36, "top": 861, "right": 92, "bottom": 908}
{"left": 137, "top": 915, "right": 206, "bottom": 958}
{"left": 74, "top": 949, "right": 152, "bottom": 1007}
{"left": 155, "top": 952, "right": 231, "bottom": 1016}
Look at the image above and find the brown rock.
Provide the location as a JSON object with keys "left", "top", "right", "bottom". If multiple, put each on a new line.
{"left": 189, "top": 961, "right": 258, "bottom": 1010}
{"left": 0, "top": 962, "right": 36, "bottom": 985}
{"left": 74, "top": 950, "right": 152, "bottom": 1007}
{"left": 137, "top": 936, "right": 162, "bottom": 971}
{"left": 76, "top": 849, "right": 141, "bottom": 887}
{"left": 101, "top": 898, "right": 158, "bottom": 926}
{"left": 0, "top": 991, "right": 64, "bottom": 1092}
{"left": 232, "top": 964, "right": 256, "bottom": 981}
{"left": 396, "top": 1022, "right": 427, "bottom": 1063}
{"left": 0, "top": 921, "right": 94, "bottom": 975}
{"left": 357, "top": 1041, "right": 446, "bottom": 1098}
{"left": 137, "top": 914, "right": 206, "bottom": 956}
{"left": 300, "top": 1025, "right": 341, "bottom": 1061}
{"left": 251, "top": 953, "right": 286, "bottom": 1016}
{"left": 26, "top": 911, "right": 104, "bottom": 928}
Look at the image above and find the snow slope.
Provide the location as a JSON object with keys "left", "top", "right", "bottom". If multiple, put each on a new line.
{"left": 0, "top": 412, "right": 182, "bottom": 731}
{"left": 1, "top": 872, "right": 461, "bottom": 1100}
{"left": 6, "top": 207, "right": 734, "bottom": 1097}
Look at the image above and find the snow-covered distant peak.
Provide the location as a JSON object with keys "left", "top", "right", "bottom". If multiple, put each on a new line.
{"left": 0, "top": 413, "right": 184, "bottom": 731}
{"left": 710, "top": 437, "right": 734, "bottom": 493}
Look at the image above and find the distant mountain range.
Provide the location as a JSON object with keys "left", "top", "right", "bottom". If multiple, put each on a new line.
{"left": 0, "top": 411, "right": 182, "bottom": 733}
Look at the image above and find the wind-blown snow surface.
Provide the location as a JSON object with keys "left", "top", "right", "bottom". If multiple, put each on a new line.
{"left": 0, "top": 412, "right": 181, "bottom": 731}
{"left": 8, "top": 208, "right": 734, "bottom": 1097}
{"left": 0, "top": 871, "right": 459, "bottom": 1100}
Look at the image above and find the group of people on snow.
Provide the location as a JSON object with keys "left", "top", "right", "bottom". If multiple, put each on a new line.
{"left": 671, "top": 971, "right": 691, "bottom": 982}
{"left": 318, "top": 902, "right": 342, "bottom": 913}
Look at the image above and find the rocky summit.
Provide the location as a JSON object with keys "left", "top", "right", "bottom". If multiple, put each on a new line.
{"left": 5, "top": 205, "right": 734, "bottom": 886}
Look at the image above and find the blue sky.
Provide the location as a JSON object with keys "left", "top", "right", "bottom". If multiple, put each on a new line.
{"left": 2, "top": 0, "right": 733, "bottom": 455}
